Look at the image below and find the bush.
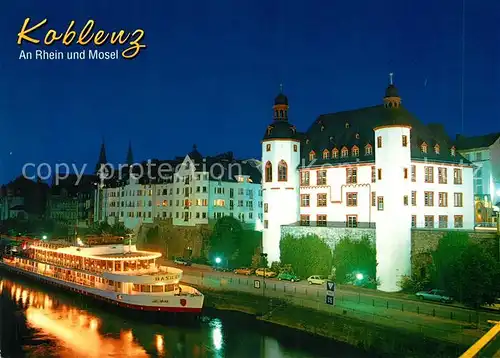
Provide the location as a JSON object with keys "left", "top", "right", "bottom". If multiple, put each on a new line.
{"left": 332, "top": 234, "right": 376, "bottom": 285}
{"left": 280, "top": 234, "right": 332, "bottom": 278}
{"left": 398, "top": 275, "right": 430, "bottom": 293}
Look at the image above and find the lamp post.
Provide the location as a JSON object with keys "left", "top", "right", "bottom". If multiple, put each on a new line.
{"left": 260, "top": 252, "right": 268, "bottom": 297}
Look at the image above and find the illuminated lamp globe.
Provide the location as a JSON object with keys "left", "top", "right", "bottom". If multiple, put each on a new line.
{"left": 355, "top": 273, "right": 364, "bottom": 280}
{"left": 42, "top": 235, "right": 47, "bottom": 240}
{"left": 215, "top": 257, "right": 222, "bottom": 264}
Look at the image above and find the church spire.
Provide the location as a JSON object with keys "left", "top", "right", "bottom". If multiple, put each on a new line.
{"left": 95, "top": 138, "right": 108, "bottom": 173}
{"left": 126, "top": 140, "right": 134, "bottom": 166}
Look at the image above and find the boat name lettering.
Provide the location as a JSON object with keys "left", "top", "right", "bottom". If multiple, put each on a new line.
{"left": 152, "top": 299, "right": 169, "bottom": 303}
{"left": 154, "top": 274, "right": 177, "bottom": 281}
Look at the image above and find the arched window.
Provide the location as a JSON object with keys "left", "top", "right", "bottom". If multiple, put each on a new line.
{"left": 352, "top": 145, "right": 359, "bottom": 157}
{"left": 265, "top": 161, "right": 272, "bottom": 182}
{"left": 278, "top": 160, "right": 288, "bottom": 182}
{"left": 332, "top": 148, "right": 339, "bottom": 158}
{"left": 450, "top": 146, "right": 456, "bottom": 156}
{"left": 421, "top": 142, "right": 428, "bottom": 154}
{"left": 309, "top": 151, "right": 316, "bottom": 161}
{"left": 322, "top": 149, "right": 330, "bottom": 159}
{"left": 341, "top": 146, "right": 349, "bottom": 157}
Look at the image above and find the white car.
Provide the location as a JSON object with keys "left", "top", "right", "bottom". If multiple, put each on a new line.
{"left": 307, "top": 275, "right": 326, "bottom": 285}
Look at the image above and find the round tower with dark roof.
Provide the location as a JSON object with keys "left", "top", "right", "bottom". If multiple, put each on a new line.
{"left": 261, "top": 86, "right": 301, "bottom": 264}
{"left": 374, "top": 75, "right": 412, "bottom": 292}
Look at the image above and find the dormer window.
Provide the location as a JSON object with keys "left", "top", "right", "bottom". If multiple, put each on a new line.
{"left": 332, "top": 148, "right": 339, "bottom": 158}
{"left": 320, "top": 125, "right": 325, "bottom": 132}
{"left": 355, "top": 133, "right": 360, "bottom": 139}
{"left": 450, "top": 146, "right": 456, "bottom": 156}
{"left": 267, "top": 126, "right": 273, "bottom": 136}
{"left": 306, "top": 139, "right": 310, "bottom": 144}
{"left": 421, "top": 142, "right": 428, "bottom": 153}
{"left": 309, "top": 151, "right": 316, "bottom": 161}
{"left": 345, "top": 122, "right": 350, "bottom": 128}
{"left": 322, "top": 149, "right": 330, "bottom": 159}
{"left": 365, "top": 144, "right": 372, "bottom": 155}
{"left": 352, "top": 145, "right": 359, "bottom": 157}
{"left": 434, "top": 144, "right": 440, "bottom": 155}
{"left": 291, "top": 126, "right": 297, "bottom": 134}
{"left": 341, "top": 146, "right": 348, "bottom": 158}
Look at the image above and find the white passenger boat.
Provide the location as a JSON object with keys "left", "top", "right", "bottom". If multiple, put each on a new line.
{"left": 0, "top": 236, "right": 204, "bottom": 314}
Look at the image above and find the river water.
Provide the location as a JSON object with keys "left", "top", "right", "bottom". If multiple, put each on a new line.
{"left": 0, "top": 272, "right": 374, "bottom": 358}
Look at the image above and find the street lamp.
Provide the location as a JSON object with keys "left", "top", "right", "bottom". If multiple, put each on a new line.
{"left": 42, "top": 235, "right": 47, "bottom": 240}
{"left": 260, "top": 253, "right": 268, "bottom": 297}
{"left": 356, "top": 273, "right": 364, "bottom": 281}
{"left": 215, "top": 257, "right": 222, "bottom": 264}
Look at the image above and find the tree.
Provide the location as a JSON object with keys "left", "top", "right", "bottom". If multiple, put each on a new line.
{"left": 208, "top": 216, "right": 261, "bottom": 267}
{"left": 280, "top": 234, "right": 332, "bottom": 278}
{"left": 431, "top": 231, "right": 469, "bottom": 290}
{"left": 146, "top": 226, "right": 161, "bottom": 245}
{"left": 431, "top": 231, "right": 500, "bottom": 307}
{"left": 331, "top": 235, "right": 376, "bottom": 285}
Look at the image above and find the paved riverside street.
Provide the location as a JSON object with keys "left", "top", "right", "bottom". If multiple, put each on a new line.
{"left": 172, "top": 262, "right": 500, "bottom": 345}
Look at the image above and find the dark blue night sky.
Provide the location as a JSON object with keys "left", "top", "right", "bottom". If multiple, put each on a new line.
{"left": 0, "top": 0, "right": 498, "bottom": 183}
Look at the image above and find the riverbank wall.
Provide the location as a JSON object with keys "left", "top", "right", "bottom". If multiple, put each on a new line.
{"left": 198, "top": 287, "right": 470, "bottom": 358}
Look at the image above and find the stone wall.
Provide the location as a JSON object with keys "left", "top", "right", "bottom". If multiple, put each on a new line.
{"left": 138, "top": 220, "right": 211, "bottom": 259}
{"left": 281, "top": 225, "right": 375, "bottom": 251}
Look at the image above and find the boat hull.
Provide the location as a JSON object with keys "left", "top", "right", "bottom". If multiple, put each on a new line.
{"left": 0, "top": 260, "right": 204, "bottom": 314}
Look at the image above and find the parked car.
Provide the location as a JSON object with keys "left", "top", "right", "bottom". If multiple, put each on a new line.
{"left": 307, "top": 275, "right": 326, "bottom": 285}
{"left": 174, "top": 257, "right": 192, "bottom": 266}
{"left": 277, "top": 272, "right": 300, "bottom": 282}
{"left": 234, "top": 268, "right": 254, "bottom": 275}
{"left": 415, "top": 289, "right": 453, "bottom": 303}
{"left": 255, "top": 268, "right": 277, "bottom": 278}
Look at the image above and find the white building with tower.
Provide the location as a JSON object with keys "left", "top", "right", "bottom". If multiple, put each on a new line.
{"left": 262, "top": 77, "right": 474, "bottom": 292}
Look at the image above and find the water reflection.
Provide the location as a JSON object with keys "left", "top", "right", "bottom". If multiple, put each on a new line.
{"left": 0, "top": 275, "right": 372, "bottom": 358}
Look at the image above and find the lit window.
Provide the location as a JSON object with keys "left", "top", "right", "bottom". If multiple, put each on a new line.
{"left": 424, "top": 166, "right": 434, "bottom": 183}
{"left": 317, "top": 170, "right": 327, "bottom": 186}
{"left": 439, "top": 215, "right": 448, "bottom": 228}
{"left": 453, "top": 168, "right": 463, "bottom": 184}
{"left": 421, "top": 142, "right": 428, "bottom": 153}
{"left": 434, "top": 144, "right": 440, "bottom": 154}
{"left": 424, "top": 215, "right": 434, "bottom": 228}
{"left": 424, "top": 191, "right": 434, "bottom": 206}
{"left": 265, "top": 161, "right": 272, "bottom": 182}
{"left": 346, "top": 215, "right": 357, "bottom": 228}
{"left": 341, "top": 147, "right": 348, "bottom": 157}
{"left": 309, "top": 151, "right": 316, "bottom": 161}
{"left": 322, "top": 149, "right": 330, "bottom": 159}
{"left": 300, "top": 171, "right": 310, "bottom": 186}
{"left": 438, "top": 192, "right": 448, "bottom": 207}
{"left": 300, "top": 215, "right": 310, "bottom": 226}
{"left": 438, "top": 167, "right": 447, "bottom": 184}
{"left": 346, "top": 193, "right": 357, "bottom": 206}
{"left": 278, "top": 160, "right": 288, "bottom": 182}
{"left": 365, "top": 144, "right": 372, "bottom": 155}
{"left": 454, "top": 193, "right": 463, "bottom": 207}
{"left": 317, "top": 193, "right": 327, "bottom": 207}
{"left": 346, "top": 168, "right": 357, "bottom": 184}
{"left": 317, "top": 215, "right": 327, "bottom": 227}
{"left": 332, "top": 148, "right": 339, "bottom": 158}
{"left": 450, "top": 146, "right": 456, "bottom": 156}
{"left": 352, "top": 146, "right": 359, "bottom": 157}
{"left": 377, "top": 197, "right": 384, "bottom": 211}
{"left": 300, "top": 194, "right": 310, "bottom": 207}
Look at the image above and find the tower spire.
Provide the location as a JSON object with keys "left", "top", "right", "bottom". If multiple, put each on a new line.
{"left": 126, "top": 140, "right": 134, "bottom": 166}
{"left": 279, "top": 83, "right": 283, "bottom": 93}
{"left": 95, "top": 138, "right": 107, "bottom": 173}
{"left": 389, "top": 72, "right": 394, "bottom": 85}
